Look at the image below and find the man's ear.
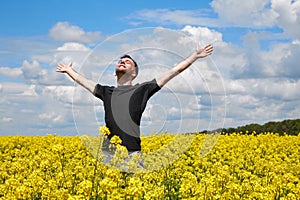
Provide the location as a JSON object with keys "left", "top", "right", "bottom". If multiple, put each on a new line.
{"left": 131, "top": 69, "right": 137, "bottom": 80}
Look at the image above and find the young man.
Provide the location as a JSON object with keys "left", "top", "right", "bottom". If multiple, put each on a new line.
{"left": 56, "top": 43, "right": 213, "bottom": 162}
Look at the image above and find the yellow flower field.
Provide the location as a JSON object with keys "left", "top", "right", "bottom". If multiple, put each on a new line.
{"left": 0, "top": 131, "right": 299, "bottom": 199}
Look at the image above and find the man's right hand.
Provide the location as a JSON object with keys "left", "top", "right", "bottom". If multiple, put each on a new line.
{"left": 56, "top": 62, "right": 72, "bottom": 73}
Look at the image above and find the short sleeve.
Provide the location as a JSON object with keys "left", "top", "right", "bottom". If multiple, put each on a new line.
{"left": 147, "top": 79, "right": 161, "bottom": 98}
{"left": 93, "top": 84, "right": 104, "bottom": 100}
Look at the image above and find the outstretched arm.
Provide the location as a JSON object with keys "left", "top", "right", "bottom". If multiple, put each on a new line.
{"left": 156, "top": 43, "right": 213, "bottom": 88}
{"left": 56, "top": 62, "right": 96, "bottom": 94}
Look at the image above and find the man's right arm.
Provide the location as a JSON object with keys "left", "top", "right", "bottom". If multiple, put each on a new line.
{"left": 56, "top": 62, "right": 96, "bottom": 94}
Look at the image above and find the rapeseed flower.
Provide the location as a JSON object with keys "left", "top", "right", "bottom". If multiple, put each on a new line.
{"left": 0, "top": 132, "right": 299, "bottom": 199}
{"left": 98, "top": 126, "right": 110, "bottom": 136}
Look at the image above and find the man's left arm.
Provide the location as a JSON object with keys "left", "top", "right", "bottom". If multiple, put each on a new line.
{"left": 156, "top": 44, "right": 213, "bottom": 88}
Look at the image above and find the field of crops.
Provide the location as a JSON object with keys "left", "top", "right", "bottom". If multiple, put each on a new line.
{"left": 0, "top": 130, "right": 299, "bottom": 199}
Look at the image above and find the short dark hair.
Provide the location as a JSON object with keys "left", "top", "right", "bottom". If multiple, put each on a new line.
{"left": 120, "top": 54, "right": 139, "bottom": 77}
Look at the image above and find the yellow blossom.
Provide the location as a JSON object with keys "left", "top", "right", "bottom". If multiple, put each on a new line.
{"left": 98, "top": 125, "right": 110, "bottom": 136}
{"left": 0, "top": 132, "right": 299, "bottom": 199}
{"left": 110, "top": 135, "right": 122, "bottom": 145}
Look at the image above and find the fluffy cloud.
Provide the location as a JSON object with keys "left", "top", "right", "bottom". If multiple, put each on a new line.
{"left": 211, "top": 0, "right": 300, "bottom": 39}
{"left": 0, "top": 60, "right": 50, "bottom": 85}
{"left": 182, "top": 25, "right": 223, "bottom": 45}
{"left": 229, "top": 32, "right": 300, "bottom": 80}
{"left": 211, "top": 0, "right": 278, "bottom": 27}
{"left": 280, "top": 42, "right": 300, "bottom": 78}
{"left": 21, "top": 60, "right": 43, "bottom": 80}
{"left": 39, "top": 112, "right": 62, "bottom": 122}
{"left": 0, "top": 82, "right": 30, "bottom": 94}
{"left": 49, "top": 22, "right": 101, "bottom": 43}
{"left": 1, "top": 117, "right": 13, "bottom": 123}
{"left": 272, "top": 0, "right": 300, "bottom": 39}
{"left": 249, "top": 78, "right": 300, "bottom": 101}
{"left": 126, "top": 9, "right": 220, "bottom": 27}
{"left": 57, "top": 42, "right": 91, "bottom": 51}
{"left": 127, "top": 0, "right": 299, "bottom": 42}
{"left": 0, "top": 67, "right": 22, "bottom": 79}
{"left": 3, "top": 60, "right": 64, "bottom": 86}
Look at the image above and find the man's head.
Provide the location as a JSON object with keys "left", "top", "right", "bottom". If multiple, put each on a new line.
{"left": 116, "top": 54, "right": 139, "bottom": 80}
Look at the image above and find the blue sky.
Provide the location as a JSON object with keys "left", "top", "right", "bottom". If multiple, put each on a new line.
{"left": 1, "top": 0, "right": 300, "bottom": 136}
{"left": 0, "top": 0, "right": 212, "bottom": 36}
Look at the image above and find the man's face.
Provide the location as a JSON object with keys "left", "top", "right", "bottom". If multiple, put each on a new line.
{"left": 116, "top": 57, "right": 136, "bottom": 75}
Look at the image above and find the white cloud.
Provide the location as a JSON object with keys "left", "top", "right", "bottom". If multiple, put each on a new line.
{"left": 225, "top": 80, "right": 247, "bottom": 94}
{"left": 210, "top": 0, "right": 300, "bottom": 40}
{"left": 221, "top": 77, "right": 300, "bottom": 128}
{"left": 126, "top": 9, "right": 220, "bottom": 27}
{"left": 250, "top": 78, "right": 300, "bottom": 101}
{"left": 231, "top": 34, "right": 300, "bottom": 80}
{"left": 0, "top": 82, "right": 28, "bottom": 94}
{"left": 126, "top": 1, "right": 299, "bottom": 42}
{"left": 272, "top": 0, "right": 300, "bottom": 39}
{"left": 0, "top": 67, "right": 22, "bottom": 78}
{"left": 2, "top": 117, "right": 13, "bottom": 123}
{"left": 57, "top": 42, "right": 91, "bottom": 51}
{"left": 280, "top": 42, "right": 300, "bottom": 78}
{"left": 0, "top": 58, "right": 84, "bottom": 87}
{"left": 39, "top": 112, "right": 63, "bottom": 124}
{"left": 20, "top": 109, "right": 34, "bottom": 113}
{"left": 126, "top": 3, "right": 279, "bottom": 28}
{"left": 43, "top": 85, "right": 95, "bottom": 105}
{"left": 49, "top": 22, "right": 101, "bottom": 43}
{"left": 22, "top": 85, "right": 38, "bottom": 97}
{"left": 182, "top": 25, "right": 223, "bottom": 45}
{"left": 21, "top": 60, "right": 42, "bottom": 80}
{"left": 211, "top": 0, "right": 278, "bottom": 27}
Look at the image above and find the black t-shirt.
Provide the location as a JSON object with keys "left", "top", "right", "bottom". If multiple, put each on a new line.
{"left": 93, "top": 79, "right": 161, "bottom": 151}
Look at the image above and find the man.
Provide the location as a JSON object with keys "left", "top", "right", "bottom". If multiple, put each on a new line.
{"left": 56, "top": 43, "right": 213, "bottom": 165}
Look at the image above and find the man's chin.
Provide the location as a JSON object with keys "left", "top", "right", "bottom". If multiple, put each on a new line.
{"left": 115, "top": 70, "right": 127, "bottom": 76}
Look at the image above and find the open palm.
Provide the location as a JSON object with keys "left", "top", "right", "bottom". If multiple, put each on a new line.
{"left": 56, "top": 62, "right": 72, "bottom": 73}
{"left": 196, "top": 43, "right": 213, "bottom": 59}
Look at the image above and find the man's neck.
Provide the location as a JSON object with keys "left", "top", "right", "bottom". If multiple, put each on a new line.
{"left": 117, "top": 80, "right": 132, "bottom": 87}
{"left": 117, "top": 76, "right": 133, "bottom": 86}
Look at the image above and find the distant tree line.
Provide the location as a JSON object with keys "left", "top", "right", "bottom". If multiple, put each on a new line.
{"left": 201, "top": 119, "right": 300, "bottom": 136}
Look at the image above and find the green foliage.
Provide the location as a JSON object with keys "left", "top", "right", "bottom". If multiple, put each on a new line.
{"left": 219, "top": 119, "right": 300, "bottom": 135}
